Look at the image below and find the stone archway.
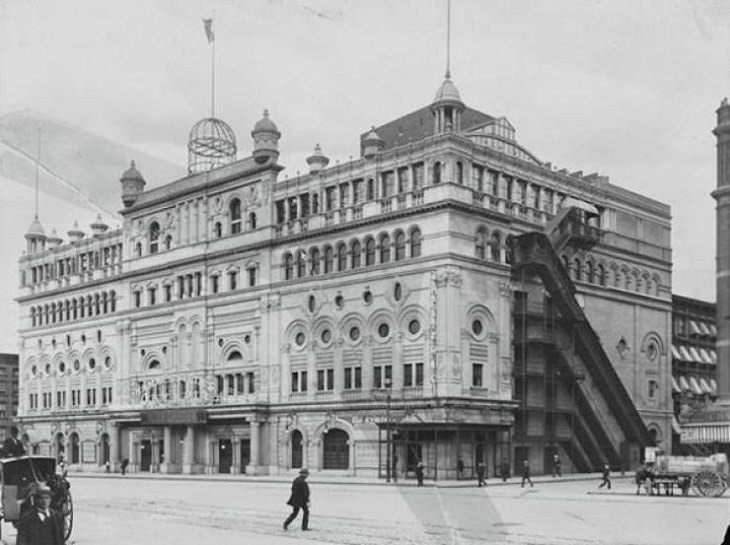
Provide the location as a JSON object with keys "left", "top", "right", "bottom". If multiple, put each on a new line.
{"left": 322, "top": 429, "right": 349, "bottom": 470}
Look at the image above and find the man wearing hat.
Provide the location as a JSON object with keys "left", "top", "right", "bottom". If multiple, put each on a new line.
{"left": 2, "top": 426, "right": 26, "bottom": 457}
{"left": 283, "top": 468, "right": 311, "bottom": 531}
{"left": 17, "top": 484, "right": 64, "bottom": 545}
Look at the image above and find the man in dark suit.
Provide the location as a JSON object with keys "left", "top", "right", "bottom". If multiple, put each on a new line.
{"left": 3, "top": 426, "right": 26, "bottom": 457}
{"left": 17, "top": 484, "right": 64, "bottom": 545}
{"left": 283, "top": 468, "right": 311, "bottom": 531}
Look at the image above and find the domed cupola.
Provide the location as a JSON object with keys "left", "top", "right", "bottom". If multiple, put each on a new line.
{"left": 361, "top": 127, "right": 385, "bottom": 159}
{"left": 431, "top": 73, "right": 465, "bottom": 134}
{"left": 91, "top": 214, "right": 109, "bottom": 237}
{"left": 24, "top": 216, "right": 47, "bottom": 254}
{"left": 251, "top": 109, "right": 281, "bottom": 164}
{"left": 306, "top": 144, "right": 330, "bottom": 174}
{"left": 46, "top": 228, "right": 63, "bottom": 249}
{"left": 67, "top": 221, "right": 85, "bottom": 243}
{"left": 120, "top": 160, "right": 147, "bottom": 208}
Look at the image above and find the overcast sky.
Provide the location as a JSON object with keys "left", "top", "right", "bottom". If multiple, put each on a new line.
{"left": 0, "top": 0, "right": 729, "bottom": 350}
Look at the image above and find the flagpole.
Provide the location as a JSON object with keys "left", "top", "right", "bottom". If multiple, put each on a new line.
{"left": 211, "top": 30, "right": 216, "bottom": 118}
{"left": 35, "top": 127, "right": 41, "bottom": 219}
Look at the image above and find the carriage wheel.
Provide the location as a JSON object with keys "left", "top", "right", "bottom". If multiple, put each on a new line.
{"left": 692, "top": 470, "right": 723, "bottom": 497}
{"left": 62, "top": 490, "right": 73, "bottom": 541}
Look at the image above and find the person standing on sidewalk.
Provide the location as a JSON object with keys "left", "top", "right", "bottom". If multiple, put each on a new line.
{"left": 392, "top": 454, "right": 398, "bottom": 483}
{"left": 500, "top": 458, "right": 510, "bottom": 482}
{"left": 121, "top": 458, "right": 129, "bottom": 475}
{"left": 415, "top": 460, "right": 425, "bottom": 486}
{"left": 457, "top": 457, "right": 465, "bottom": 480}
{"left": 521, "top": 459, "right": 533, "bottom": 488}
{"left": 552, "top": 454, "right": 562, "bottom": 478}
{"left": 284, "top": 468, "right": 311, "bottom": 531}
{"left": 476, "top": 462, "right": 487, "bottom": 487}
{"left": 599, "top": 464, "right": 612, "bottom": 490}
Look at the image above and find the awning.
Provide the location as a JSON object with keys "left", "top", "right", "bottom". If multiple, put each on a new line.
{"left": 699, "top": 322, "right": 712, "bottom": 336}
{"left": 711, "top": 379, "right": 718, "bottom": 394}
{"left": 688, "top": 346, "right": 704, "bottom": 364}
{"left": 681, "top": 424, "right": 730, "bottom": 444}
{"left": 679, "top": 376, "right": 691, "bottom": 391}
{"left": 689, "top": 376, "right": 703, "bottom": 396}
{"left": 711, "top": 350, "right": 718, "bottom": 365}
{"left": 678, "top": 346, "right": 693, "bottom": 362}
{"left": 699, "top": 348, "right": 714, "bottom": 365}
{"left": 699, "top": 378, "right": 714, "bottom": 394}
{"left": 671, "top": 376, "right": 681, "bottom": 393}
{"left": 689, "top": 320, "right": 703, "bottom": 336}
{"left": 672, "top": 416, "right": 681, "bottom": 435}
{"left": 562, "top": 196, "right": 599, "bottom": 215}
{"left": 710, "top": 324, "right": 718, "bottom": 337}
{"left": 671, "top": 345, "right": 682, "bottom": 361}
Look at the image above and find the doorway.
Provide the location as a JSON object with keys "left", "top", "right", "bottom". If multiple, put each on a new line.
{"left": 291, "top": 431, "right": 303, "bottom": 469}
{"left": 219, "top": 439, "right": 232, "bottom": 473}
{"left": 323, "top": 429, "right": 349, "bottom": 470}
{"left": 240, "top": 439, "right": 250, "bottom": 473}
{"left": 101, "top": 433, "right": 110, "bottom": 465}
{"left": 140, "top": 440, "right": 152, "bottom": 472}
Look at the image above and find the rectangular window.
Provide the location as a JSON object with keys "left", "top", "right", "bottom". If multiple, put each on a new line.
{"left": 236, "top": 373, "right": 244, "bottom": 395}
{"left": 164, "top": 285, "right": 172, "bottom": 302}
{"left": 404, "top": 364, "right": 413, "bottom": 387}
{"left": 227, "top": 374, "right": 235, "bottom": 396}
{"left": 412, "top": 163, "right": 424, "bottom": 189}
{"left": 178, "top": 276, "right": 184, "bottom": 299}
{"left": 317, "top": 369, "right": 334, "bottom": 391}
{"left": 291, "top": 372, "right": 299, "bottom": 393}
{"left": 246, "top": 372, "right": 255, "bottom": 394}
{"left": 472, "top": 363, "right": 483, "bottom": 387}
{"left": 415, "top": 363, "right": 424, "bottom": 386}
{"left": 133, "top": 291, "right": 141, "bottom": 308}
{"left": 345, "top": 367, "right": 352, "bottom": 389}
{"left": 229, "top": 271, "right": 237, "bottom": 291}
{"left": 248, "top": 268, "right": 257, "bottom": 287}
{"left": 648, "top": 379, "right": 659, "bottom": 399}
{"left": 317, "top": 370, "right": 325, "bottom": 391}
{"left": 148, "top": 287, "right": 156, "bottom": 306}
{"left": 212, "top": 275, "right": 219, "bottom": 294}
{"left": 373, "top": 365, "right": 392, "bottom": 389}
{"left": 300, "top": 371, "right": 307, "bottom": 392}
{"left": 291, "top": 370, "right": 307, "bottom": 393}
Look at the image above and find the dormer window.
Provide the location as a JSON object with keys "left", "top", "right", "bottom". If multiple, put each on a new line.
{"left": 149, "top": 221, "right": 160, "bottom": 254}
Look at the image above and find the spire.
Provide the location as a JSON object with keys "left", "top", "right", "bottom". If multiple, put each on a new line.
{"left": 34, "top": 126, "right": 41, "bottom": 220}
{"left": 445, "top": 0, "right": 451, "bottom": 79}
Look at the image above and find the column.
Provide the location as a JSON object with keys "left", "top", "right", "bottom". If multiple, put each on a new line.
{"left": 183, "top": 426, "right": 195, "bottom": 473}
{"left": 161, "top": 426, "right": 171, "bottom": 473}
{"left": 109, "top": 423, "right": 120, "bottom": 471}
{"left": 128, "top": 433, "right": 136, "bottom": 472}
{"left": 232, "top": 438, "right": 241, "bottom": 474}
{"left": 247, "top": 420, "right": 260, "bottom": 474}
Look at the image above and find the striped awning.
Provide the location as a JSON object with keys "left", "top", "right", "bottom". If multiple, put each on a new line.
{"left": 679, "top": 376, "right": 691, "bottom": 391}
{"left": 699, "top": 348, "right": 714, "bottom": 365}
{"left": 681, "top": 424, "right": 730, "bottom": 444}
{"left": 672, "top": 416, "right": 681, "bottom": 435}
{"left": 711, "top": 379, "right": 718, "bottom": 394}
{"left": 689, "top": 320, "right": 703, "bottom": 336}
{"left": 688, "top": 346, "right": 704, "bottom": 364}
{"left": 711, "top": 350, "right": 718, "bottom": 365}
{"left": 699, "top": 378, "right": 714, "bottom": 394}
{"left": 699, "top": 322, "right": 712, "bottom": 336}
{"left": 710, "top": 324, "right": 718, "bottom": 337}
{"left": 671, "top": 344, "right": 682, "bottom": 360}
{"left": 679, "top": 346, "right": 693, "bottom": 361}
{"left": 671, "top": 376, "right": 681, "bottom": 393}
{"left": 689, "top": 376, "right": 703, "bottom": 396}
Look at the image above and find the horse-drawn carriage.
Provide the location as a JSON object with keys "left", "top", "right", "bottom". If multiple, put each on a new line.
{"left": 0, "top": 456, "right": 73, "bottom": 541}
{"left": 640, "top": 448, "right": 728, "bottom": 497}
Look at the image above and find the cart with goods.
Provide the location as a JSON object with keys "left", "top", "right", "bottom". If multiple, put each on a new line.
{"left": 0, "top": 455, "right": 73, "bottom": 541}
{"left": 643, "top": 450, "right": 728, "bottom": 497}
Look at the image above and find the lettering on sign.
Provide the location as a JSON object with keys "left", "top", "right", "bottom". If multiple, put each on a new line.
{"left": 141, "top": 409, "right": 208, "bottom": 426}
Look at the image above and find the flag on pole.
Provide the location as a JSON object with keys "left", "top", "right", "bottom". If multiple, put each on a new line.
{"left": 202, "top": 18, "right": 214, "bottom": 43}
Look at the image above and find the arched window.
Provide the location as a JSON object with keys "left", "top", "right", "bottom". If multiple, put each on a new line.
{"left": 297, "top": 251, "right": 307, "bottom": 278}
{"left": 324, "top": 246, "right": 334, "bottom": 273}
{"left": 230, "top": 198, "right": 242, "bottom": 234}
{"left": 70, "top": 432, "right": 80, "bottom": 464}
{"left": 337, "top": 243, "right": 347, "bottom": 272}
{"left": 95, "top": 293, "right": 100, "bottom": 315}
{"left": 489, "top": 233, "right": 501, "bottom": 262}
{"left": 148, "top": 359, "right": 161, "bottom": 370}
{"left": 310, "top": 247, "right": 321, "bottom": 275}
{"left": 505, "top": 235, "right": 514, "bottom": 265}
{"left": 164, "top": 234, "right": 172, "bottom": 250}
{"left": 475, "top": 228, "right": 487, "bottom": 260}
{"left": 31, "top": 308, "right": 36, "bottom": 327}
{"left": 586, "top": 261, "right": 595, "bottom": 283}
{"left": 597, "top": 264, "right": 606, "bottom": 286}
{"left": 109, "top": 291, "right": 116, "bottom": 312}
{"left": 432, "top": 162, "right": 441, "bottom": 184}
{"left": 284, "top": 253, "right": 294, "bottom": 280}
{"left": 367, "top": 179, "right": 375, "bottom": 200}
{"left": 380, "top": 234, "right": 391, "bottom": 263}
{"left": 394, "top": 231, "right": 406, "bottom": 261}
{"left": 102, "top": 292, "right": 108, "bottom": 313}
{"left": 149, "top": 221, "right": 160, "bottom": 254}
{"left": 410, "top": 228, "right": 422, "bottom": 258}
{"left": 456, "top": 161, "right": 464, "bottom": 184}
{"left": 573, "top": 258, "right": 582, "bottom": 281}
{"left": 227, "top": 350, "right": 243, "bottom": 362}
{"left": 365, "top": 237, "right": 376, "bottom": 266}
{"left": 135, "top": 242, "right": 142, "bottom": 258}
{"left": 351, "top": 240, "right": 362, "bottom": 269}
{"left": 249, "top": 212, "right": 257, "bottom": 230}
{"left": 214, "top": 222, "right": 222, "bottom": 238}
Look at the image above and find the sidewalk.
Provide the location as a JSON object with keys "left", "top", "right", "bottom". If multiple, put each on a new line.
{"left": 69, "top": 470, "right": 633, "bottom": 488}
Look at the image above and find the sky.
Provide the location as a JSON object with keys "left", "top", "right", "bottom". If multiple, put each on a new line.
{"left": 0, "top": 0, "right": 729, "bottom": 351}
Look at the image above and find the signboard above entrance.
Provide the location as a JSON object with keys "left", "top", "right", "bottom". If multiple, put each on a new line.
{"left": 141, "top": 409, "right": 208, "bottom": 426}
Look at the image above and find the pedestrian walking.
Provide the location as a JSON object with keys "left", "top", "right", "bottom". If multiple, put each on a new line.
{"left": 392, "top": 454, "right": 398, "bottom": 483}
{"left": 415, "top": 460, "right": 425, "bottom": 486}
{"left": 121, "top": 457, "right": 129, "bottom": 476}
{"left": 552, "top": 454, "right": 562, "bottom": 478}
{"left": 599, "top": 464, "right": 611, "bottom": 490}
{"left": 283, "top": 468, "right": 311, "bottom": 531}
{"left": 476, "top": 462, "right": 487, "bottom": 487}
{"left": 634, "top": 464, "right": 650, "bottom": 495}
{"left": 16, "top": 484, "right": 64, "bottom": 545}
{"left": 500, "top": 458, "right": 510, "bottom": 482}
{"left": 105, "top": 460, "right": 111, "bottom": 473}
{"left": 521, "top": 459, "right": 534, "bottom": 488}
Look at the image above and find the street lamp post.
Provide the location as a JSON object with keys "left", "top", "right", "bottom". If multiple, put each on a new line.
{"left": 385, "top": 378, "right": 392, "bottom": 483}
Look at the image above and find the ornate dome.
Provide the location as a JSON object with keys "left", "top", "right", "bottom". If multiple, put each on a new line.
{"left": 433, "top": 75, "right": 462, "bottom": 104}
{"left": 252, "top": 109, "right": 280, "bottom": 136}
{"left": 25, "top": 217, "right": 46, "bottom": 239}
{"left": 120, "top": 160, "right": 145, "bottom": 184}
{"left": 363, "top": 127, "right": 384, "bottom": 143}
{"left": 188, "top": 117, "right": 237, "bottom": 174}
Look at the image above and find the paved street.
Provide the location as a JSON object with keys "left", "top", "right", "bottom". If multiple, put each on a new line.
{"left": 1, "top": 475, "right": 728, "bottom": 545}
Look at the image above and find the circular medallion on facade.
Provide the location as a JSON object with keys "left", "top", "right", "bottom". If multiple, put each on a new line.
{"left": 321, "top": 329, "right": 332, "bottom": 344}
{"left": 363, "top": 289, "right": 373, "bottom": 305}
{"left": 378, "top": 323, "right": 390, "bottom": 339}
{"left": 472, "top": 319, "right": 483, "bottom": 336}
{"left": 408, "top": 319, "right": 421, "bottom": 335}
{"left": 295, "top": 332, "right": 306, "bottom": 347}
{"left": 349, "top": 326, "right": 361, "bottom": 341}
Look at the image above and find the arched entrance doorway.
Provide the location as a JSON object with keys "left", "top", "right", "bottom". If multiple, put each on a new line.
{"left": 291, "top": 430, "right": 303, "bottom": 468}
{"left": 70, "top": 432, "right": 80, "bottom": 464}
{"left": 322, "top": 429, "right": 349, "bottom": 470}
{"left": 101, "top": 433, "right": 110, "bottom": 465}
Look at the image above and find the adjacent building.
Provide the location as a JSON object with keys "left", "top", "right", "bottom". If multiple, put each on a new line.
{"left": 16, "top": 73, "right": 671, "bottom": 478}
{"left": 0, "top": 353, "right": 19, "bottom": 442}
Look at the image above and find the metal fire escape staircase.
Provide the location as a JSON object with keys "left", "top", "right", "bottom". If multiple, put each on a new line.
{"left": 512, "top": 204, "right": 653, "bottom": 469}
